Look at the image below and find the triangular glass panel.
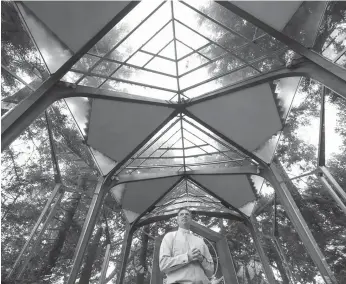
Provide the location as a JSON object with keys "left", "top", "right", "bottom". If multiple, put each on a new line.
{"left": 89, "top": 147, "right": 117, "bottom": 175}
{"left": 67, "top": 2, "right": 178, "bottom": 101}
{"left": 116, "top": 113, "right": 254, "bottom": 176}
{"left": 64, "top": 97, "right": 91, "bottom": 137}
{"left": 239, "top": 201, "right": 256, "bottom": 216}
{"left": 142, "top": 21, "right": 174, "bottom": 54}
{"left": 142, "top": 178, "right": 236, "bottom": 220}
{"left": 65, "top": 0, "right": 291, "bottom": 101}
{"left": 156, "top": 179, "right": 188, "bottom": 206}
{"left": 176, "top": 40, "right": 194, "bottom": 59}
{"left": 182, "top": 117, "right": 253, "bottom": 170}
{"left": 15, "top": 2, "right": 72, "bottom": 73}
{"left": 158, "top": 41, "right": 176, "bottom": 60}
{"left": 89, "top": 1, "right": 166, "bottom": 56}
{"left": 173, "top": 1, "right": 229, "bottom": 43}
{"left": 107, "top": 3, "right": 171, "bottom": 62}
{"left": 174, "top": 21, "right": 209, "bottom": 50}
{"left": 174, "top": 1, "right": 252, "bottom": 55}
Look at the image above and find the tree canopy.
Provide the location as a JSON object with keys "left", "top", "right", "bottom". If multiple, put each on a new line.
{"left": 1, "top": 1, "right": 345, "bottom": 284}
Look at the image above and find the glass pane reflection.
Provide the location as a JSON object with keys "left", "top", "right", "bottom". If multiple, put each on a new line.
{"left": 313, "top": 2, "right": 346, "bottom": 63}
{"left": 283, "top": 2, "right": 328, "bottom": 48}
{"left": 184, "top": 66, "right": 259, "bottom": 98}
{"left": 16, "top": 2, "right": 72, "bottom": 73}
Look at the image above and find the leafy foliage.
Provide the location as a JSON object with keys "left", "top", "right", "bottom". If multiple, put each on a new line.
{"left": 1, "top": 2, "right": 346, "bottom": 284}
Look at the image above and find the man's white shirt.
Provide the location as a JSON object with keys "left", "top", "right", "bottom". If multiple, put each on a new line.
{"left": 159, "top": 228, "right": 214, "bottom": 284}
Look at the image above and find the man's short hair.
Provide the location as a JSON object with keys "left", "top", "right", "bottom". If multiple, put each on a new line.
{"left": 177, "top": 207, "right": 192, "bottom": 216}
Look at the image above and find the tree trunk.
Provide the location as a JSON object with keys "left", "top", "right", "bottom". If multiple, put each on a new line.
{"left": 136, "top": 226, "right": 149, "bottom": 284}
{"left": 38, "top": 176, "right": 86, "bottom": 279}
{"left": 79, "top": 226, "right": 103, "bottom": 284}
{"left": 269, "top": 244, "right": 290, "bottom": 284}
{"left": 273, "top": 159, "right": 323, "bottom": 231}
{"left": 259, "top": 233, "right": 290, "bottom": 284}
{"left": 38, "top": 191, "right": 82, "bottom": 278}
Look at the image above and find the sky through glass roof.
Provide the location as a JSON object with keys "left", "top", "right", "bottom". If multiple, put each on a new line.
{"left": 61, "top": 0, "right": 292, "bottom": 102}
{"left": 116, "top": 113, "right": 255, "bottom": 175}
{"left": 140, "top": 178, "right": 237, "bottom": 220}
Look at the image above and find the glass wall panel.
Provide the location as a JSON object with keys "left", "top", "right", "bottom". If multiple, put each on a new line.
{"left": 335, "top": 54, "right": 346, "bottom": 68}
{"left": 291, "top": 174, "right": 346, "bottom": 283}
{"left": 275, "top": 78, "right": 322, "bottom": 177}
{"left": 47, "top": 100, "right": 100, "bottom": 189}
{"left": 1, "top": 1, "right": 48, "bottom": 114}
{"left": 1, "top": 113, "right": 55, "bottom": 278}
{"left": 254, "top": 181, "right": 324, "bottom": 284}
{"left": 313, "top": 2, "right": 346, "bottom": 67}
{"left": 324, "top": 89, "right": 346, "bottom": 187}
{"left": 1, "top": 72, "right": 32, "bottom": 117}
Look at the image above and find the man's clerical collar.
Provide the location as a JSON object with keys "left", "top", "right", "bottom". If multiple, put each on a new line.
{"left": 178, "top": 227, "right": 191, "bottom": 234}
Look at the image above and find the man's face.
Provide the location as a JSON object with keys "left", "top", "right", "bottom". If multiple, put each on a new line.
{"left": 177, "top": 209, "right": 192, "bottom": 228}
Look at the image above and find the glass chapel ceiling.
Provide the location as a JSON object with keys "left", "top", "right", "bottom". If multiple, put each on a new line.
{"left": 109, "top": 113, "right": 260, "bottom": 221}
{"left": 139, "top": 178, "right": 243, "bottom": 221}
{"left": 62, "top": 0, "right": 291, "bottom": 101}
{"left": 116, "top": 113, "right": 255, "bottom": 175}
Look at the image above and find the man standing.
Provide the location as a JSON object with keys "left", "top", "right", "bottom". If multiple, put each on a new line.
{"left": 159, "top": 208, "right": 214, "bottom": 284}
